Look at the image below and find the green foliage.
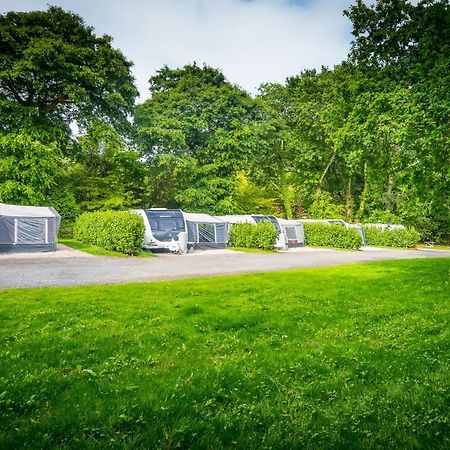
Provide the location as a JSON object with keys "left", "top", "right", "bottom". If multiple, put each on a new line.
{"left": 308, "top": 191, "right": 345, "bottom": 219}
{"left": 363, "top": 209, "right": 401, "bottom": 225}
{"left": 0, "top": 132, "right": 63, "bottom": 205}
{"left": 0, "top": 259, "right": 449, "bottom": 448}
{"left": 0, "top": 6, "right": 137, "bottom": 134}
{"left": 364, "top": 226, "right": 420, "bottom": 248}
{"left": 135, "top": 64, "right": 258, "bottom": 211}
{"left": 73, "top": 211, "right": 144, "bottom": 255}
{"left": 229, "top": 222, "right": 278, "bottom": 250}
{"left": 73, "top": 122, "right": 146, "bottom": 211}
{"left": 304, "top": 223, "right": 361, "bottom": 250}
{"left": 229, "top": 223, "right": 254, "bottom": 248}
{"left": 47, "top": 189, "right": 80, "bottom": 227}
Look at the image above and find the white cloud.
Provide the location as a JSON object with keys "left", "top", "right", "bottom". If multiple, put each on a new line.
{"left": 0, "top": 0, "right": 354, "bottom": 99}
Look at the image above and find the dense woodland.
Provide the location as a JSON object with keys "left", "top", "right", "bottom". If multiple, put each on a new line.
{"left": 0, "top": 1, "right": 448, "bottom": 241}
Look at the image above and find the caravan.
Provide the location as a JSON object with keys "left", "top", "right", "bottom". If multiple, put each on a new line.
{"left": 133, "top": 209, "right": 229, "bottom": 252}
{"left": 133, "top": 209, "right": 186, "bottom": 251}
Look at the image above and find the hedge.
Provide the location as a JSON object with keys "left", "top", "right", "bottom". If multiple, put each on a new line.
{"left": 304, "top": 223, "right": 361, "bottom": 250}
{"left": 363, "top": 226, "right": 420, "bottom": 248}
{"left": 73, "top": 211, "right": 145, "bottom": 255}
{"left": 229, "top": 222, "right": 278, "bottom": 250}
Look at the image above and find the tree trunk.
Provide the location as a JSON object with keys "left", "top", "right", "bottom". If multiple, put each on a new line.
{"left": 345, "top": 178, "right": 353, "bottom": 222}
{"left": 316, "top": 151, "right": 336, "bottom": 195}
{"left": 356, "top": 162, "right": 368, "bottom": 220}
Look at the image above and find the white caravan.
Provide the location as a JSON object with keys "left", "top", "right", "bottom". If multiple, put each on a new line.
{"left": 133, "top": 209, "right": 230, "bottom": 252}
{"left": 133, "top": 208, "right": 186, "bottom": 252}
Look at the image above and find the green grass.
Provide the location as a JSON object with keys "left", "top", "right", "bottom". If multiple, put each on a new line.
{"left": 59, "top": 238, "right": 155, "bottom": 258}
{"left": 228, "top": 246, "right": 277, "bottom": 253}
{"left": 417, "top": 244, "right": 450, "bottom": 251}
{"left": 0, "top": 259, "right": 449, "bottom": 449}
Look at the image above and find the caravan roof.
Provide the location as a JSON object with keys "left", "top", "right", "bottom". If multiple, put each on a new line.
{"left": 0, "top": 203, "right": 59, "bottom": 218}
{"left": 183, "top": 213, "right": 225, "bottom": 224}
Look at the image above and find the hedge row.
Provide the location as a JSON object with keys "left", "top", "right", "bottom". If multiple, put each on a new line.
{"left": 74, "top": 211, "right": 145, "bottom": 255}
{"left": 229, "top": 222, "right": 278, "bottom": 250}
{"left": 363, "top": 226, "right": 420, "bottom": 248}
{"left": 304, "top": 223, "right": 362, "bottom": 250}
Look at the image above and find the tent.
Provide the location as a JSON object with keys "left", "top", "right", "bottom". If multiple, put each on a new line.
{"left": 0, "top": 203, "right": 61, "bottom": 253}
{"left": 277, "top": 219, "right": 305, "bottom": 247}
{"left": 183, "top": 213, "right": 228, "bottom": 249}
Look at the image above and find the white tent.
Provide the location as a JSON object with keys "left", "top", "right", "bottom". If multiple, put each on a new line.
{"left": 183, "top": 213, "right": 228, "bottom": 249}
{"left": 277, "top": 219, "right": 305, "bottom": 247}
{"left": 0, "top": 203, "right": 60, "bottom": 252}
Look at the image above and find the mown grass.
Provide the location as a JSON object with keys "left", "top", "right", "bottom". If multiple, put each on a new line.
{"left": 228, "top": 246, "right": 277, "bottom": 253}
{"left": 59, "top": 238, "right": 155, "bottom": 257}
{"left": 0, "top": 259, "right": 449, "bottom": 449}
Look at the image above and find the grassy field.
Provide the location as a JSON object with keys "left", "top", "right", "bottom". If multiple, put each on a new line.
{"left": 0, "top": 259, "right": 449, "bottom": 449}
{"left": 59, "top": 238, "right": 155, "bottom": 257}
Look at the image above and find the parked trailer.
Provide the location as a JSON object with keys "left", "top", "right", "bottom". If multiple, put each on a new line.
{"left": 133, "top": 208, "right": 186, "bottom": 252}
{"left": 216, "top": 214, "right": 287, "bottom": 250}
{"left": 133, "top": 209, "right": 230, "bottom": 252}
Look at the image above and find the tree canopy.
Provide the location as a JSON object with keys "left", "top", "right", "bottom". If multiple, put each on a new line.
{"left": 0, "top": 6, "right": 137, "bottom": 134}
{"left": 0, "top": 2, "right": 448, "bottom": 241}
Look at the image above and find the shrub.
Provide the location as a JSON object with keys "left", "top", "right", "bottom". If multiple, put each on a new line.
{"left": 304, "top": 223, "right": 361, "bottom": 250}
{"left": 74, "top": 211, "right": 145, "bottom": 255}
{"left": 229, "top": 223, "right": 253, "bottom": 248}
{"left": 229, "top": 222, "right": 278, "bottom": 250}
{"left": 363, "top": 226, "right": 420, "bottom": 248}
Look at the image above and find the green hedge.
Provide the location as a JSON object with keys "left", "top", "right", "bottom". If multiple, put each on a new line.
{"left": 74, "top": 211, "right": 145, "bottom": 255}
{"left": 304, "top": 223, "right": 361, "bottom": 250}
{"left": 229, "top": 222, "right": 278, "bottom": 251}
{"left": 363, "top": 226, "right": 420, "bottom": 248}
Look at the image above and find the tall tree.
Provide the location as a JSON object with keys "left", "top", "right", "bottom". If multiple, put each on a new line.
{"left": 0, "top": 6, "right": 138, "bottom": 136}
{"left": 344, "top": 0, "right": 450, "bottom": 239}
{"left": 135, "top": 63, "right": 258, "bottom": 212}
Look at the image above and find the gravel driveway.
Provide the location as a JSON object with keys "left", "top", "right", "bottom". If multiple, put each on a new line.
{"left": 1, "top": 245, "right": 449, "bottom": 289}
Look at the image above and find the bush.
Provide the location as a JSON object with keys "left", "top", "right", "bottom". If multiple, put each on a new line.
{"left": 74, "top": 211, "right": 145, "bottom": 255}
{"left": 229, "top": 222, "right": 278, "bottom": 250}
{"left": 363, "top": 226, "right": 420, "bottom": 248}
{"left": 304, "top": 223, "right": 361, "bottom": 250}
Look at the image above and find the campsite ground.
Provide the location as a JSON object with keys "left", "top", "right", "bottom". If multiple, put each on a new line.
{"left": 1, "top": 245, "right": 449, "bottom": 289}
{"left": 0, "top": 258, "right": 448, "bottom": 449}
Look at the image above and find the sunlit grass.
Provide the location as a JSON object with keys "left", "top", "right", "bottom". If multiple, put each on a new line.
{"left": 59, "top": 238, "right": 155, "bottom": 257}
{"left": 0, "top": 259, "right": 449, "bottom": 449}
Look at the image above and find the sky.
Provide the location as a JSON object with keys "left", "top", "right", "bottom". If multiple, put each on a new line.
{"left": 0, "top": 0, "right": 355, "bottom": 100}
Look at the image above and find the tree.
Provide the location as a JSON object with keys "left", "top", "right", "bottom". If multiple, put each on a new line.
{"left": 135, "top": 64, "right": 258, "bottom": 212}
{"left": 0, "top": 6, "right": 137, "bottom": 136}
{"left": 73, "top": 122, "right": 147, "bottom": 211}
{"left": 0, "top": 131, "right": 63, "bottom": 205}
{"left": 344, "top": 0, "right": 450, "bottom": 239}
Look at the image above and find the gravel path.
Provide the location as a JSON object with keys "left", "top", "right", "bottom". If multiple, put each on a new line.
{"left": 1, "top": 245, "right": 449, "bottom": 289}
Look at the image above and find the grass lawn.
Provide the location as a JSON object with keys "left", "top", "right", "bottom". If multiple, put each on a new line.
{"left": 59, "top": 238, "right": 155, "bottom": 258}
{"left": 0, "top": 259, "right": 449, "bottom": 449}
{"left": 228, "top": 246, "right": 277, "bottom": 253}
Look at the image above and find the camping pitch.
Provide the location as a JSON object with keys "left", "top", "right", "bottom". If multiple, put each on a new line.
{"left": 0, "top": 203, "right": 61, "bottom": 253}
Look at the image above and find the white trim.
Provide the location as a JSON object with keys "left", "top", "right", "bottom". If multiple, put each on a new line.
{"left": 45, "top": 218, "right": 49, "bottom": 244}
{"left": 14, "top": 218, "right": 18, "bottom": 244}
